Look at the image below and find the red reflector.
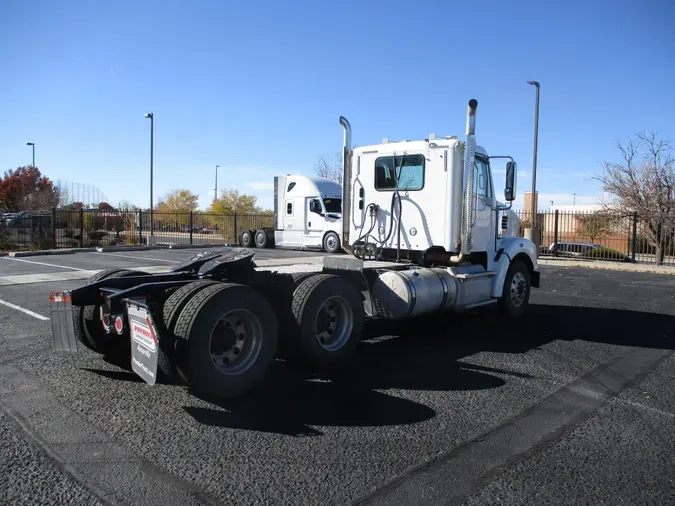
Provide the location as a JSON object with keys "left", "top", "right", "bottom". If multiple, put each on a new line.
{"left": 102, "top": 315, "right": 110, "bottom": 327}
{"left": 114, "top": 317, "right": 124, "bottom": 333}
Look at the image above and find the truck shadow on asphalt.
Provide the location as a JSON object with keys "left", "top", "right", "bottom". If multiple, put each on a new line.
{"left": 182, "top": 303, "right": 675, "bottom": 437}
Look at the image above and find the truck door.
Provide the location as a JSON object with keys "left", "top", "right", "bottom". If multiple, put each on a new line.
{"left": 280, "top": 198, "right": 303, "bottom": 246}
{"left": 304, "top": 197, "right": 324, "bottom": 248}
{"left": 471, "top": 156, "right": 496, "bottom": 252}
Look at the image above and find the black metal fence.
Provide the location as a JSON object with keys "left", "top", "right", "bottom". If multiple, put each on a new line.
{"left": 515, "top": 209, "right": 675, "bottom": 266}
{"left": 2, "top": 207, "right": 675, "bottom": 267}
{"left": 0, "top": 209, "right": 274, "bottom": 252}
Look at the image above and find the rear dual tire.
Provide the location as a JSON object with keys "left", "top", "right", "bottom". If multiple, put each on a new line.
{"left": 172, "top": 283, "right": 279, "bottom": 398}
{"left": 287, "top": 274, "right": 364, "bottom": 368}
{"left": 157, "top": 279, "right": 221, "bottom": 383}
{"left": 254, "top": 229, "right": 269, "bottom": 248}
{"left": 240, "top": 229, "right": 254, "bottom": 248}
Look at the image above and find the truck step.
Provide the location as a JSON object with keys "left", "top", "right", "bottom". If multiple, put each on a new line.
{"left": 463, "top": 299, "right": 498, "bottom": 309}
{"left": 455, "top": 271, "right": 495, "bottom": 279}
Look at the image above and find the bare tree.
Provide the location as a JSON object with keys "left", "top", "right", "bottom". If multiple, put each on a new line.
{"left": 314, "top": 151, "right": 343, "bottom": 185}
{"left": 595, "top": 131, "right": 674, "bottom": 264}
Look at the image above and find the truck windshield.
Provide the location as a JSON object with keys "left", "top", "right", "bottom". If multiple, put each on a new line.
{"left": 323, "top": 198, "right": 342, "bottom": 213}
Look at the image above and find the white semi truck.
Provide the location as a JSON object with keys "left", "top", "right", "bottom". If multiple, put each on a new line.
{"left": 238, "top": 174, "right": 343, "bottom": 254}
{"left": 49, "top": 98, "right": 540, "bottom": 399}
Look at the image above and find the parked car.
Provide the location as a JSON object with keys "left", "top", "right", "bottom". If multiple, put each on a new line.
{"left": 546, "top": 241, "right": 631, "bottom": 262}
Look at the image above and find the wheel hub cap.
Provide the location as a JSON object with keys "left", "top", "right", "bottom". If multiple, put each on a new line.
{"left": 315, "top": 296, "right": 353, "bottom": 351}
{"left": 209, "top": 309, "right": 262, "bottom": 374}
{"left": 510, "top": 272, "right": 527, "bottom": 307}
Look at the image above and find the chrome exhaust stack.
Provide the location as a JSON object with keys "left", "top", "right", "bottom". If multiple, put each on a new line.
{"left": 339, "top": 116, "right": 353, "bottom": 254}
{"left": 450, "top": 98, "right": 478, "bottom": 263}
{"left": 461, "top": 99, "right": 478, "bottom": 255}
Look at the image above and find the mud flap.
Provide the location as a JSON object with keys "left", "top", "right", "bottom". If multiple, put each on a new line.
{"left": 49, "top": 291, "right": 79, "bottom": 352}
{"left": 126, "top": 300, "right": 159, "bottom": 386}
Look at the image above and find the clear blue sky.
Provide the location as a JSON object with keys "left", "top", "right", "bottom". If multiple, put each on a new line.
{"left": 1, "top": 0, "right": 673, "bottom": 211}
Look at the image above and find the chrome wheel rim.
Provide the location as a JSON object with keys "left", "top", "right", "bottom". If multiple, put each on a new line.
{"left": 326, "top": 234, "right": 337, "bottom": 251}
{"left": 510, "top": 272, "right": 527, "bottom": 307}
{"left": 315, "top": 296, "right": 353, "bottom": 351}
{"left": 208, "top": 309, "right": 262, "bottom": 375}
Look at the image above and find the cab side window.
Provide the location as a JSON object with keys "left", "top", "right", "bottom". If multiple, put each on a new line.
{"left": 473, "top": 157, "right": 492, "bottom": 199}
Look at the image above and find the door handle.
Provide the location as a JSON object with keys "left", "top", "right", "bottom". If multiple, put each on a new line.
{"left": 308, "top": 222, "right": 311, "bottom": 227}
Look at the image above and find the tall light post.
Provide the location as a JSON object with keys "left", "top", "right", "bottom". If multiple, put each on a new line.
{"left": 26, "top": 142, "right": 35, "bottom": 167}
{"left": 525, "top": 80, "right": 540, "bottom": 249}
{"left": 144, "top": 113, "right": 154, "bottom": 241}
{"left": 214, "top": 165, "right": 220, "bottom": 202}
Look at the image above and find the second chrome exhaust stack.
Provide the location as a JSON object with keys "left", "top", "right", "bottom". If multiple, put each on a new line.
{"left": 339, "top": 116, "right": 352, "bottom": 254}
{"left": 461, "top": 99, "right": 478, "bottom": 256}
{"left": 450, "top": 98, "right": 478, "bottom": 263}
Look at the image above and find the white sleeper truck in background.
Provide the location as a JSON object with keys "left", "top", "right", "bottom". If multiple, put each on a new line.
{"left": 239, "top": 174, "right": 343, "bottom": 254}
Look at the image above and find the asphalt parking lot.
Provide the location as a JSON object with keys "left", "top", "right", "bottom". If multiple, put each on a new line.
{"left": 0, "top": 248, "right": 674, "bottom": 505}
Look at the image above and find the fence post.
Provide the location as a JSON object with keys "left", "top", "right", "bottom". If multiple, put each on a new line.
{"left": 138, "top": 210, "right": 143, "bottom": 244}
{"left": 51, "top": 207, "right": 57, "bottom": 249}
{"left": 631, "top": 211, "right": 638, "bottom": 263}
{"left": 553, "top": 210, "right": 559, "bottom": 256}
{"left": 189, "top": 212, "right": 193, "bottom": 245}
{"left": 233, "top": 213, "right": 238, "bottom": 245}
{"left": 79, "top": 208, "right": 84, "bottom": 248}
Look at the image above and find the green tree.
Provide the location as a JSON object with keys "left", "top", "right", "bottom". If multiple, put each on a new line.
{"left": 208, "top": 189, "right": 261, "bottom": 214}
{"left": 155, "top": 189, "right": 199, "bottom": 213}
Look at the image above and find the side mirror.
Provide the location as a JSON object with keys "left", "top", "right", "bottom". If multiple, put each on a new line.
{"left": 310, "top": 199, "right": 323, "bottom": 215}
{"left": 504, "top": 161, "right": 516, "bottom": 202}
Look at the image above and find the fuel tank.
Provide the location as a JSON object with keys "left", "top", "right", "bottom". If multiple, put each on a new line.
{"left": 370, "top": 267, "right": 459, "bottom": 319}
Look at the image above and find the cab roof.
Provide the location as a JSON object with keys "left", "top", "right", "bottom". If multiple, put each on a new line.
{"left": 352, "top": 138, "right": 488, "bottom": 158}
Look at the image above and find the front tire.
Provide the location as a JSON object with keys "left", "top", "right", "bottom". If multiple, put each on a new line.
{"left": 499, "top": 260, "right": 531, "bottom": 318}
{"left": 323, "top": 231, "right": 341, "bottom": 254}
{"left": 173, "top": 283, "right": 278, "bottom": 398}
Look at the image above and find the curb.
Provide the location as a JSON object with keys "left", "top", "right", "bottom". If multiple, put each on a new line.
{"left": 538, "top": 258, "right": 675, "bottom": 276}
{"left": 8, "top": 248, "right": 98, "bottom": 257}
{"left": 95, "top": 243, "right": 235, "bottom": 252}
{"left": 4, "top": 243, "right": 238, "bottom": 258}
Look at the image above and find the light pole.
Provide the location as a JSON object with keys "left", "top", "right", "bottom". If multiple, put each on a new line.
{"left": 214, "top": 165, "right": 220, "bottom": 202}
{"left": 144, "top": 113, "right": 154, "bottom": 241}
{"left": 525, "top": 80, "right": 540, "bottom": 249}
{"left": 26, "top": 142, "right": 35, "bottom": 167}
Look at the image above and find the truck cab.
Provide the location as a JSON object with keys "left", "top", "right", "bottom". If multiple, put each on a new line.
{"left": 272, "top": 174, "right": 343, "bottom": 253}
{"left": 340, "top": 99, "right": 539, "bottom": 300}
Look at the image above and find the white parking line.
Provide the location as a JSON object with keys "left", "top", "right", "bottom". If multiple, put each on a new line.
{"left": 0, "top": 257, "right": 89, "bottom": 271}
{"left": 95, "top": 252, "right": 178, "bottom": 263}
{"left": 0, "top": 299, "right": 49, "bottom": 321}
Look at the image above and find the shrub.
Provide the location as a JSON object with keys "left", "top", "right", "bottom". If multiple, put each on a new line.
{"left": 88, "top": 231, "right": 107, "bottom": 241}
{"left": 587, "top": 247, "right": 631, "bottom": 262}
